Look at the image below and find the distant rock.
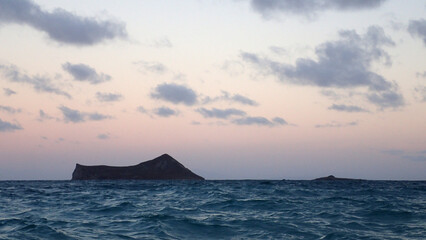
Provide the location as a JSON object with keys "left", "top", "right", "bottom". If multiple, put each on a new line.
{"left": 313, "top": 175, "right": 363, "bottom": 181}
{"left": 72, "top": 154, "right": 204, "bottom": 180}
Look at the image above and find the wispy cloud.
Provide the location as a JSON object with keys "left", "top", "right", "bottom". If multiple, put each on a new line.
{"left": 59, "top": 106, "right": 112, "bottom": 123}
{"left": 3, "top": 88, "right": 16, "bottom": 96}
{"left": 63, "top": 62, "right": 111, "bottom": 84}
{"left": 196, "top": 108, "right": 246, "bottom": 119}
{"left": 0, "top": 105, "right": 21, "bottom": 114}
{"left": 153, "top": 106, "right": 178, "bottom": 117}
{"left": 134, "top": 60, "right": 168, "bottom": 74}
{"left": 38, "top": 110, "right": 54, "bottom": 122}
{"left": 232, "top": 116, "right": 287, "bottom": 127}
{"left": 96, "top": 92, "right": 123, "bottom": 102}
{"left": 151, "top": 83, "right": 198, "bottom": 106}
{"left": 0, "top": 64, "right": 71, "bottom": 98}
{"left": 328, "top": 104, "right": 369, "bottom": 113}
{"left": 408, "top": 19, "right": 426, "bottom": 46}
{"left": 97, "top": 133, "right": 110, "bottom": 140}
{"left": 315, "top": 121, "right": 358, "bottom": 128}
{"left": 0, "top": 0, "right": 127, "bottom": 45}
{"left": 0, "top": 118, "right": 22, "bottom": 132}
{"left": 202, "top": 91, "right": 258, "bottom": 106}
{"left": 250, "top": 0, "right": 387, "bottom": 19}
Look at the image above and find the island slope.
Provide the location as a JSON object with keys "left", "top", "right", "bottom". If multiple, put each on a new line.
{"left": 72, "top": 154, "right": 204, "bottom": 180}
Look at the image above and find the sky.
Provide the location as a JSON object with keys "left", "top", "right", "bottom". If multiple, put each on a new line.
{"left": 0, "top": 0, "right": 425, "bottom": 180}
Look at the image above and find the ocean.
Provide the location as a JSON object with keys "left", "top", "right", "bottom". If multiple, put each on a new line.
{"left": 0, "top": 180, "right": 424, "bottom": 239}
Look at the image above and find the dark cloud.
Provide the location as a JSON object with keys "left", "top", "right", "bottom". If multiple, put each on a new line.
{"left": 408, "top": 19, "right": 426, "bottom": 46}
{"left": 242, "top": 26, "right": 394, "bottom": 90}
{"left": 59, "top": 106, "right": 111, "bottom": 123}
{"left": 38, "top": 109, "right": 54, "bottom": 122}
{"left": 328, "top": 104, "right": 368, "bottom": 112}
{"left": 97, "top": 133, "right": 109, "bottom": 140}
{"left": 232, "top": 116, "right": 287, "bottom": 126}
{"left": 0, "top": 64, "right": 71, "bottom": 98}
{"left": 151, "top": 83, "right": 197, "bottom": 106}
{"left": 96, "top": 92, "right": 123, "bottom": 102}
{"left": 0, "top": 118, "right": 22, "bottom": 132}
{"left": 0, "top": 105, "right": 21, "bottom": 114}
{"left": 196, "top": 108, "right": 246, "bottom": 119}
{"left": 134, "top": 61, "right": 168, "bottom": 74}
{"left": 3, "top": 88, "right": 16, "bottom": 96}
{"left": 250, "top": 0, "right": 387, "bottom": 18}
{"left": 315, "top": 121, "right": 358, "bottom": 128}
{"left": 62, "top": 62, "right": 111, "bottom": 84}
{"left": 202, "top": 91, "right": 258, "bottom": 106}
{"left": 153, "top": 107, "right": 178, "bottom": 117}
{"left": 0, "top": 0, "right": 127, "bottom": 45}
{"left": 242, "top": 26, "right": 404, "bottom": 109}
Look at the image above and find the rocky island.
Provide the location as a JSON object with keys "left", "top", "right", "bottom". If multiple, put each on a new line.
{"left": 313, "top": 175, "right": 363, "bottom": 181}
{"left": 72, "top": 154, "right": 204, "bottom": 180}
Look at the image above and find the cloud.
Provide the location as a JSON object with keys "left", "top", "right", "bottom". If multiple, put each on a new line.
{"left": 202, "top": 91, "right": 258, "bottom": 106}
{"left": 366, "top": 89, "right": 405, "bottom": 109}
{"left": 414, "top": 86, "right": 426, "bottom": 102}
{"left": 0, "top": 118, "right": 22, "bottom": 132}
{"left": 0, "top": 64, "right": 71, "bottom": 98}
{"left": 151, "top": 83, "right": 197, "bottom": 106}
{"left": 59, "top": 106, "right": 112, "bottom": 123}
{"left": 416, "top": 71, "right": 426, "bottom": 78}
{"left": 38, "top": 109, "right": 54, "bottom": 121}
{"left": 134, "top": 61, "right": 168, "bottom": 74}
{"left": 232, "top": 116, "right": 287, "bottom": 126}
{"left": 242, "top": 26, "right": 404, "bottom": 109}
{"left": 250, "top": 0, "right": 387, "bottom": 19}
{"left": 408, "top": 19, "right": 426, "bottom": 46}
{"left": 62, "top": 62, "right": 111, "bottom": 84}
{"left": 196, "top": 108, "right": 246, "bottom": 119}
{"left": 96, "top": 92, "right": 123, "bottom": 102}
{"left": 269, "top": 46, "right": 288, "bottom": 56}
{"left": 272, "top": 117, "right": 288, "bottom": 125}
{"left": 0, "top": 105, "right": 21, "bottom": 114}
{"left": 97, "top": 133, "right": 109, "bottom": 140}
{"left": 151, "top": 37, "right": 172, "bottom": 48}
{"left": 315, "top": 121, "right": 358, "bottom": 128}
{"left": 3, "top": 88, "right": 16, "bottom": 96}
{"left": 137, "top": 106, "right": 147, "bottom": 114}
{"left": 153, "top": 107, "right": 178, "bottom": 117}
{"left": 328, "top": 104, "right": 368, "bottom": 112}
{"left": 0, "top": 0, "right": 127, "bottom": 46}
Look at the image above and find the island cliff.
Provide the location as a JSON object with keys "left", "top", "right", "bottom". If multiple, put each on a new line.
{"left": 72, "top": 154, "right": 204, "bottom": 180}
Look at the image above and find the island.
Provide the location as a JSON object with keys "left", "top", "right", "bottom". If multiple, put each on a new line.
{"left": 72, "top": 154, "right": 204, "bottom": 180}
{"left": 313, "top": 175, "right": 363, "bottom": 181}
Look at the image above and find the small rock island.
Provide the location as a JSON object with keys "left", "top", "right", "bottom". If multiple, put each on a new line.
{"left": 72, "top": 154, "right": 204, "bottom": 180}
{"left": 314, "top": 175, "right": 363, "bottom": 181}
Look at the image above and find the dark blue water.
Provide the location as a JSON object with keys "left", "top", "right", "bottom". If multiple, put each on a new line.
{"left": 0, "top": 180, "right": 425, "bottom": 239}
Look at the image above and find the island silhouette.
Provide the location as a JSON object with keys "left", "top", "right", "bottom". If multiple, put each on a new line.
{"left": 72, "top": 154, "right": 204, "bottom": 180}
